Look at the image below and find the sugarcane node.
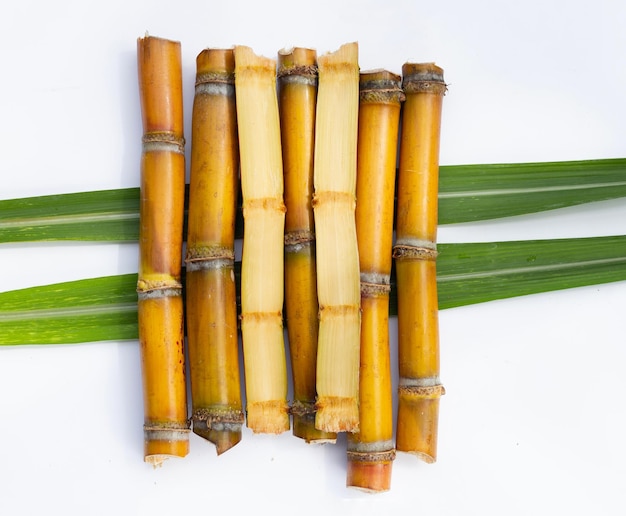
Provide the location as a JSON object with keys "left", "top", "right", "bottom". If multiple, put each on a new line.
{"left": 402, "top": 63, "right": 447, "bottom": 95}
{"left": 346, "top": 449, "right": 397, "bottom": 463}
{"left": 144, "top": 420, "right": 191, "bottom": 431}
{"left": 359, "top": 88, "right": 406, "bottom": 104}
{"left": 144, "top": 420, "right": 191, "bottom": 444}
{"left": 311, "top": 191, "right": 356, "bottom": 208}
{"left": 318, "top": 304, "right": 360, "bottom": 317}
{"left": 195, "top": 71, "right": 235, "bottom": 86}
{"left": 141, "top": 132, "right": 185, "bottom": 154}
{"left": 239, "top": 312, "right": 283, "bottom": 326}
{"left": 290, "top": 400, "right": 317, "bottom": 417}
{"left": 360, "top": 281, "right": 391, "bottom": 297}
{"left": 185, "top": 245, "right": 235, "bottom": 262}
{"left": 242, "top": 197, "right": 286, "bottom": 213}
{"left": 277, "top": 64, "right": 318, "bottom": 78}
{"left": 136, "top": 278, "right": 182, "bottom": 295}
{"left": 284, "top": 229, "right": 315, "bottom": 247}
{"left": 398, "top": 383, "right": 445, "bottom": 399}
{"left": 392, "top": 244, "right": 438, "bottom": 261}
{"left": 402, "top": 81, "right": 448, "bottom": 95}
{"left": 192, "top": 408, "right": 245, "bottom": 427}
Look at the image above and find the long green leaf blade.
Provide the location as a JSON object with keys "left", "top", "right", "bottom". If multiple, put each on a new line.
{"left": 0, "top": 188, "right": 140, "bottom": 242}
{"left": 438, "top": 158, "right": 626, "bottom": 224}
{"left": 2, "top": 236, "right": 624, "bottom": 345}
{"left": 0, "top": 274, "right": 138, "bottom": 344}
{"left": 2, "top": 159, "right": 625, "bottom": 243}
{"left": 436, "top": 235, "right": 626, "bottom": 308}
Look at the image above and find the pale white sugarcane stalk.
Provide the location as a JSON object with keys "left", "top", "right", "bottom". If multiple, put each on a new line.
{"left": 234, "top": 45, "right": 289, "bottom": 434}
{"left": 313, "top": 42, "right": 361, "bottom": 433}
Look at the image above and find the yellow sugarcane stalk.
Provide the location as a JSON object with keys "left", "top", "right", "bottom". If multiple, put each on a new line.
{"left": 347, "top": 70, "right": 404, "bottom": 491}
{"left": 278, "top": 47, "right": 336, "bottom": 443}
{"left": 394, "top": 62, "right": 446, "bottom": 462}
{"left": 136, "top": 35, "right": 189, "bottom": 466}
{"left": 186, "top": 48, "right": 244, "bottom": 454}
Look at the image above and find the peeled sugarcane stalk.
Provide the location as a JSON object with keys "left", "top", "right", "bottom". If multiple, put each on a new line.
{"left": 234, "top": 46, "right": 289, "bottom": 434}
{"left": 347, "top": 70, "right": 404, "bottom": 491}
{"left": 277, "top": 47, "right": 336, "bottom": 443}
{"left": 313, "top": 42, "right": 361, "bottom": 433}
{"left": 185, "top": 48, "right": 244, "bottom": 454}
{"left": 394, "top": 63, "right": 446, "bottom": 462}
{"left": 136, "top": 35, "right": 189, "bottom": 465}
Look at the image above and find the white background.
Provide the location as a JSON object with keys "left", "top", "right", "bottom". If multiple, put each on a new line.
{"left": 1, "top": 1, "right": 626, "bottom": 514}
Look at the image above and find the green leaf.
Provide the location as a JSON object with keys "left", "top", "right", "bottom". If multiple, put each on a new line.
{"left": 0, "top": 274, "right": 138, "bottom": 345}
{"left": 438, "top": 158, "right": 626, "bottom": 224}
{"left": 2, "top": 236, "right": 624, "bottom": 346}
{"left": 0, "top": 188, "right": 140, "bottom": 242}
{"left": 2, "top": 158, "right": 625, "bottom": 243}
{"left": 436, "top": 235, "right": 626, "bottom": 308}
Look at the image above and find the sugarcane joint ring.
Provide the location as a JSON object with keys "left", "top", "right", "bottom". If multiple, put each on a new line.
{"left": 398, "top": 384, "right": 446, "bottom": 398}
{"left": 359, "top": 79, "right": 406, "bottom": 104}
{"left": 186, "top": 246, "right": 235, "bottom": 262}
{"left": 277, "top": 64, "right": 318, "bottom": 79}
{"left": 402, "top": 80, "right": 447, "bottom": 96}
{"left": 142, "top": 132, "right": 185, "bottom": 154}
{"left": 192, "top": 408, "right": 245, "bottom": 427}
{"left": 346, "top": 449, "right": 397, "bottom": 463}
{"left": 284, "top": 229, "right": 315, "bottom": 247}
{"left": 360, "top": 281, "right": 391, "bottom": 297}
{"left": 290, "top": 400, "right": 316, "bottom": 417}
{"left": 144, "top": 422, "right": 190, "bottom": 442}
{"left": 195, "top": 71, "right": 235, "bottom": 86}
{"left": 392, "top": 244, "right": 438, "bottom": 261}
{"left": 136, "top": 286, "right": 182, "bottom": 299}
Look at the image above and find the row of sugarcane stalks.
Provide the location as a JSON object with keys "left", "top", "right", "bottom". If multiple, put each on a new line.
{"left": 138, "top": 35, "right": 444, "bottom": 492}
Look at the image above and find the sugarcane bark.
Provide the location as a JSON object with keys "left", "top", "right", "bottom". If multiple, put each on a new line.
{"left": 278, "top": 47, "right": 336, "bottom": 442}
{"left": 136, "top": 35, "right": 189, "bottom": 465}
{"left": 347, "top": 71, "right": 402, "bottom": 491}
{"left": 185, "top": 48, "right": 243, "bottom": 454}
{"left": 394, "top": 63, "right": 446, "bottom": 462}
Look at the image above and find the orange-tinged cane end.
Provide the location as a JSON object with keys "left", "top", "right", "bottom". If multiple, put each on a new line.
{"left": 396, "top": 389, "right": 444, "bottom": 463}
{"left": 346, "top": 459, "right": 393, "bottom": 492}
{"left": 144, "top": 436, "right": 189, "bottom": 467}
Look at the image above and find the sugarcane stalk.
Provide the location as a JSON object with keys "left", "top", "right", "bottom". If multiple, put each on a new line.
{"left": 136, "top": 35, "right": 189, "bottom": 466}
{"left": 185, "top": 48, "right": 244, "bottom": 454}
{"left": 313, "top": 42, "right": 361, "bottom": 433}
{"left": 347, "top": 70, "right": 404, "bottom": 491}
{"left": 234, "top": 45, "right": 289, "bottom": 434}
{"left": 394, "top": 63, "right": 446, "bottom": 462}
{"left": 278, "top": 47, "right": 336, "bottom": 443}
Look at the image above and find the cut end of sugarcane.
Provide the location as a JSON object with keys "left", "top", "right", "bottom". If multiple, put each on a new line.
{"left": 193, "top": 426, "right": 242, "bottom": 455}
{"left": 318, "top": 41, "right": 358, "bottom": 67}
{"left": 292, "top": 412, "right": 337, "bottom": 444}
{"left": 144, "top": 452, "right": 187, "bottom": 468}
{"left": 246, "top": 401, "right": 290, "bottom": 434}
{"left": 143, "top": 441, "right": 189, "bottom": 468}
{"left": 346, "top": 461, "right": 393, "bottom": 493}
{"left": 315, "top": 396, "right": 359, "bottom": 433}
{"left": 234, "top": 45, "right": 276, "bottom": 72}
{"left": 143, "top": 424, "right": 190, "bottom": 465}
{"left": 396, "top": 388, "right": 443, "bottom": 462}
{"left": 144, "top": 454, "right": 169, "bottom": 468}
